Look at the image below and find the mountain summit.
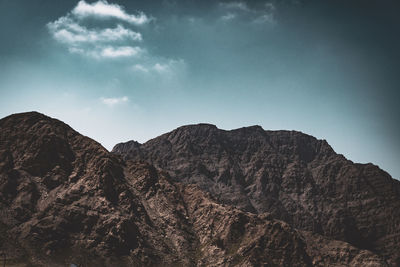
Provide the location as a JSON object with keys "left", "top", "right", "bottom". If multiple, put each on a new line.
{"left": 0, "top": 112, "right": 398, "bottom": 266}
{"left": 113, "top": 123, "right": 400, "bottom": 266}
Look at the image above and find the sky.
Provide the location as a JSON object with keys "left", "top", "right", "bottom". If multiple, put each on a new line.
{"left": 0, "top": 0, "right": 399, "bottom": 179}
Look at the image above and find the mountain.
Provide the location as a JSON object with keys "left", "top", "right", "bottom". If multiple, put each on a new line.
{"left": 113, "top": 123, "right": 400, "bottom": 266}
{"left": 0, "top": 112, "right": 396, "bottom": 266}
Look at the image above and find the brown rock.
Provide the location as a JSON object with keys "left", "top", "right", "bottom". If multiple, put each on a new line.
{"left": 114, "top": 123, "right": 400, "bottom": 266}
{"left": 0, "top": 112, "right": 397, "bottom": 266}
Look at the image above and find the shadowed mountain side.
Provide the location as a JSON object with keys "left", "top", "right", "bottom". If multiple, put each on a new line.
{"left": 0, "top": 112, "right": 395, "bottom": 266}
{"left": 113, "top": 123, "right": 400, "bottom": 266}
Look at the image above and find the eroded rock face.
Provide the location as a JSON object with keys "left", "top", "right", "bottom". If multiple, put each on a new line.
{"left": 0, "top": 112, "right": 397, "bottom": 266}
{"left": 113, "top": 123, "right": 400, "bottom": 266}
{"left": 0, "top": 112, "right": 151, "bottom": 266}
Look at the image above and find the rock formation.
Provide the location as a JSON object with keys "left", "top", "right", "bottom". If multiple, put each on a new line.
{"left": 0, "top": 112, "right": 397, "bottom": 266}
{"left": 113, "top": 123, "right": 400, "bottom": 266}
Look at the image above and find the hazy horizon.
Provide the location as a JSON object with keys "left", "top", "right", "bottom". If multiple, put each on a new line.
{"left": 1, "top": 0, "right": 399, "bottom": 179}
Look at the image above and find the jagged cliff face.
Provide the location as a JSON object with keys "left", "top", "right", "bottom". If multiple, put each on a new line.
{"left": 0, "top": 112, "right": 397, "bottom": 266}
{"left": 113, "top": 123, "right": 400, "bottom": 266}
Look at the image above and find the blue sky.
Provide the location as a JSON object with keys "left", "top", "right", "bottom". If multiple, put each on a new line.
{"left": 1, "top": 0, "right": 399, "bottom": 179}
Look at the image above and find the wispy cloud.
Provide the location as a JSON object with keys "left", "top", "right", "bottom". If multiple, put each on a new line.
{"left": 100, "top": 96, "right": 129, "bottom": 106}
{"left": 132, "top": 59, "right": 186, "bottom": 76}
{"left": 220, "top": 13, "right": 236, "bottom": 21}
{"left": 252, "top": 14, "right": 274, "bottom": 24}
{"left": 132, "top": 64, "right": 150, "bottom": 73}
{"left": 48, "top": 18, "right": 142, "bottom": 44}
{"left": 72, "top": 0, "right": 150, "bottom": 25}
{"left": 47, "top": 0, "right": 148, "bottom": 59}
{"left": 220, "top": 1, "right": 251, "bottom": 12}
{"left": 153, "top": 63, "right": 170, "bottom": 73}
{"left": 100, "top": 46, "right": 142, "bottom": 58}
{"left": 69, "top": 45, "right": 142, "bottom": 59}
{"left": 219, "top": 1, "right": 276, "bottom": 24}
{"left": 47, "top": 0, "right": 185, "bottom": 77}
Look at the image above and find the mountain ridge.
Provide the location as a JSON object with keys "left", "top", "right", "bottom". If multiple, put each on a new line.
{"left": 0, "top": 111, "right": 398, "bottom": 266}
{"left": 113, "top": 120, "right": 400, "bottom": 265}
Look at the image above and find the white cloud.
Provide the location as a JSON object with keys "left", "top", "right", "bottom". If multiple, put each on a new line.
{"left": 220, "top": 2, "right": 250, "bottom": 12}
{"left": 132, "top": 64, "right": 149, "bottom": 73}
{"left": 131, "top": 59, "right": 186, "bottom": 78}
{"left": 219, "top": 1, "right": 276, "bottom": 24}
{"left": 69, "top": 45, "right": 142, "bottom": 59}
{"left": 253, "top": 14, "right": 274, "bottom": 24}
{"left": 48, "top": 18, "right": 142, "bottom": 44}
{"left": 221, "top": 13, "right": 236, "bottom": 21}
{"left": 153, "top": 63, "right": 169, "bottom": 73}
{"left": 68, "top": 47, "right": 85, "bottom": 54}
{"left": 47, "top": 0, "right": 184, "bottom": 78}
{"left": 72, "top": 0, "right": 150, "bottom": 25}
{"left": 153, "top": 59, "right": 186, "bottom": 74}
{"left": 100, "top": 96, "right": 129, "bottom": 106}
{"left": 47, "top": 1, "right": 149, "bottom": 60}
{"left": 100, "top": 46, "right": 141, "bottom": 58}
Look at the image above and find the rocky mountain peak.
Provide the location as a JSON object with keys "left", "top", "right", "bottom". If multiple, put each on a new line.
{"left": 114, "top": 123, "right": 400, "bottom": 265}
{"left": 0, "top": 112, "right": 399, "bottom": 266}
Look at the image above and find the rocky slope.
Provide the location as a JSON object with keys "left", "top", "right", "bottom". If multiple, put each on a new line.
{"left": 113, "top": 123, "right": 400, "bottom": 266}
{"left": 0, "top": 112, "right": 396, "bottom": 266}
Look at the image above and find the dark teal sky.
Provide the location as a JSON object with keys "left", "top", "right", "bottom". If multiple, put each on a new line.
{"left": 1, "top": 0, "right": 399, "bottom": 179}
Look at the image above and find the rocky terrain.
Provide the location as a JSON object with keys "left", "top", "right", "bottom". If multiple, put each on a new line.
{"left": 113, "top": 123, "right": 400, "bottom": 266}
{"left": 0, "top": 112, "right": 398, "bottom": 266}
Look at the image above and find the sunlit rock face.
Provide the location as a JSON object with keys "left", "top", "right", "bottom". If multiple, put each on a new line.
{"left": 0, "top": 112, "right": 398, "bottom": 266}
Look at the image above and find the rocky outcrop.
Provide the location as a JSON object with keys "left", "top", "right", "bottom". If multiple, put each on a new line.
{"left": 113, "top": 123, "right": 400, "bottom": 266}
{"left": 0, "top": 112, "right": 397, "bottom": 266}
{"left": 0, "top": 112, "right": 152, "bottom": 266}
